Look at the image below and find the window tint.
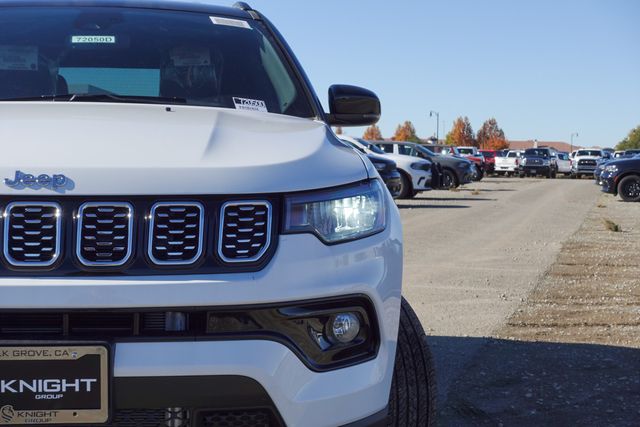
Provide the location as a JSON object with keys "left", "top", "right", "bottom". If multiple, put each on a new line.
{"left": 398, "top": 145, "right": 414, "bottom": 156}
{"left": 0, "top": 7, "right": 314, "bottom": 117}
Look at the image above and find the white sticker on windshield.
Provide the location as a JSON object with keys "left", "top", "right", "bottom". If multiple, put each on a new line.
{"left": 0, "top": 46, "right": 38, "bottom": 71}
{"left": 233, "top": 97, "right": 268, "bottom": 113}
{"left": 170, "top": 47, "right": 211, "bottom": 67}
{"left": 210, "top": 16, "right": 251, "bottom": 29}
{"left": 71, "top": 35, "right": 116, "bottom": 44}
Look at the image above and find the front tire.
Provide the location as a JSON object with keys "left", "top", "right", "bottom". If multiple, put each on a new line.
{"left": 387, "top": 297, "right": 436, "bottom": 426}
{"left": 618, "top": 175, "right": 640, "bottom": 202}
{"left": 397, "top": 172, "right": 413, "bottom": 199}
{"left": 441, "top": 169, "right": 458, "bottom": 189}
{"left": 473, "top": 168, "right": 484, "bottom": 182}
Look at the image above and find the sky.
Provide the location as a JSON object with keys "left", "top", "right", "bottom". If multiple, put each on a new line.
{"left": 249, "top": 0, "right": 640, "bottom": 147}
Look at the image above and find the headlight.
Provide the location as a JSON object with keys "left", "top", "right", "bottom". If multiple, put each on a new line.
{"left": 410, "top": 162, "right": 430, "bottom": 171}
{"left": 284, "top": 180, "right": 387, "bottom": 244}
{"left": 542, "top": 159, "right": 550, "bottom": 166}
{"left": 604, "top": 165, "right": 619, "bottom": 173}
{"left": 521, "top": 158, "right": 527, "bottom": 165}
{"left": 372, "top": 162, "right": 387, "bottom": 172}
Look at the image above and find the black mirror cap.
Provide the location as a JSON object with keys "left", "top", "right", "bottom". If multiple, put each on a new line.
{"left": 326, "top": 84, "right": 381, "bottom": 127}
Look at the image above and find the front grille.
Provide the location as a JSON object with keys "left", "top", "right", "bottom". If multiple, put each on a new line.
{"left": 219, "top": 201, "right": 272, "bottom": 263}
{"left": 0, "top": 196, "right": 277, "bottom": 275}
{"left": 579, "top": 159, "right": 597, "bottom": 166}
{"left": 199, "top": 409, "right": 272, "bottom": 427}
{"left": 77, "top": 202, "right": 133, "bottom": 266}
{"left": 0, "top": 311, "right": 205, "bottom": 339}
{"left": 2, "top": 202, "right": 61, "bottom": 267}
{"left": 527, "top": 158, "right": 543, "bottom": 165}
{"left": 149, "top": 203, "right": 204, "bottom": 265}
{"left": 108, "top": 408, "right": 279, "bottom": 427}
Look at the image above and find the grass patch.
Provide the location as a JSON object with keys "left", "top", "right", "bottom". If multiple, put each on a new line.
{"left": 471, "top": 190, "right": 481, "bottom": 195}
{"left": 603, "top": 218, "right": 622, "bottom": 232}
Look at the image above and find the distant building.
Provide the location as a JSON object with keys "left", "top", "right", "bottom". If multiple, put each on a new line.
{"left": 507, "top": 140, "right": 582, "bottom": 153}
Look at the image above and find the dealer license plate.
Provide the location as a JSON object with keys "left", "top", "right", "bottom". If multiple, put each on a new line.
{"left": 0, "top": 345, "right": 109, "bottom": 425}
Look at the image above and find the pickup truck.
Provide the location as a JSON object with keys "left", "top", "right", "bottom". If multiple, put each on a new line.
{"left": 571, "top": 149, "right": 604, "bottom": 178}
{"left": 494, "top": 150, "right": 522, "bottom": 176}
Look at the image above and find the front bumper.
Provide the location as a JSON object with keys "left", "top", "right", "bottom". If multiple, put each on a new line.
{"left": 600, "top": 172, "right": 618, "bottom": 194}
{"left": 0, "top": 201, "right": 403, "bottom": 427}
{"left": 573, "top": 166, "right": 597, "bottom": 174}
{"left": 520, "top": 165, "right": 550, "bottom": 175}
{"left": 410, "top": 168, "right": 432, "bottom": 190}
{"left": 379, "top": 170, "right": 402, "bottom": 198}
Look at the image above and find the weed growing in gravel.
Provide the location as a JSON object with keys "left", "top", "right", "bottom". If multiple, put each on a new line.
{"left": 471, "top": 190, "right": 481, "bottom": 195}
{"left": 449, "top": 187, "right": 461, "bottom": 192}
{"left": 603, "top": 218, "right": 622, "bottom": 232}
{"left": 597, "top": 203, "right": 606, "bottom": 208}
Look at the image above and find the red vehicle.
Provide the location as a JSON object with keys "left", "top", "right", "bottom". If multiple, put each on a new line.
{"left": 479, "top": 149, "right": 497, "bottom": 174}
{"left": 457, "top": 146, "right": 487, "bottom": 181}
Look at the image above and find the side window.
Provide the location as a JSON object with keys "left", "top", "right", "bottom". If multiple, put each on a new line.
{"left": 398, "top": 145, "right": 413, "bottom": 156}
{"left": 379, "top": 144, "right": 394, "bottom": 154}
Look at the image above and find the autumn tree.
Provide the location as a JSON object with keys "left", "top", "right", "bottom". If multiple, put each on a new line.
{"left": 477, "top": 118, "right": 508, "bottom": 150}
{"left": 334, "top": 126, "right": 343, "bottom": 135}
{"left": 392, "top": 121, "right": 420, "bottom": 143}
{"left": 616, "top": 125, "right": 640, "bottom": 150}
{"left": 362, "top": 124, "right": 383, "bottom": 141}
{"left": 445, "top": 116, "right": 476, "bottom": 147}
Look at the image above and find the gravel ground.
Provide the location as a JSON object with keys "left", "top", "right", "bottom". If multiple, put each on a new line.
{"left": 399, "top": 177, "right": 640, "bottom": 425}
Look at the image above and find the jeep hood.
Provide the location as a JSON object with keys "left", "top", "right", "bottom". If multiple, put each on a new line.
{"left": 0, "top": 103, "right": 367, "bottom": 195}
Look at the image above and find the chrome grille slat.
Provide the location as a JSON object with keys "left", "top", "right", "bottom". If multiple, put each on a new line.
{"left": 77, "top": 202, "right": 133, "bottom": 267}
{"left": 218, "top": 201, "right": 271, "bottom": 263}
{"left": 148, "top": 202, "right": 204, "bottom": 266}
{"left": 2, "top": 202, "right": 61, "bottom": 267}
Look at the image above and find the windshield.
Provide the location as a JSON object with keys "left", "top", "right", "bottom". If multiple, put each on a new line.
{"left": 357, "top": 139, "right": 386, "bottom": 155}
{"left": 458, "top": 148, "right": 474, "bottom": 155}
{"left": 0, "top": 6, "right": 314, "bottom": 117}
{"left": 479, "top": 151, "right": 495, "bottom": 158}
{"left": 576, "top": 150, "right": 602, "bottom": 157}
{"left": 524, "top": 149, "right": 549, "bottom": 157}
{"left": 413, "top": 145, "right": 436, "bottom": 156}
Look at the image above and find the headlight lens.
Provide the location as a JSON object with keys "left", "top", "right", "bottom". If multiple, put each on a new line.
{"left": 372, "top": 162, "right": 387, "bottom": 171}
{"left": 542, "top": 159, "right": 550, "bottom": 166}
{"left": 521, "top": 158, "right": 527, "bottom": 165}
{"left": 284, "top": 180, "right": 387, "bottom": 244}
{"left": 410, "top": 162, "right": 430, "bottom": 171}
{"left": 604, "top": 165, "right": 619, "bottom": 173}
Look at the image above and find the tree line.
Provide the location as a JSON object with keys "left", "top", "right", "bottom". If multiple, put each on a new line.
{"left": 616, "top": 125, "right": 640, "bottom": 151}
{"left": 359, "top": 117, "right": 509, "bottom": 150}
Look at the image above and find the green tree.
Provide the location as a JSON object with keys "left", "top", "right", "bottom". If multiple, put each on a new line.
{"left": 392, "top": 121, "right": 420, "bottom": 143}
{"left": 362, "top": 124, "right": 384, "bottom": 141}
{"left": 445, "top": 116, "right": 476, "bottom": 147}
{"left": 616, "top": 125, "right": 640, "bottom": 150}
{"left": 477, "top": 118, "right": 508, "bottom": 150}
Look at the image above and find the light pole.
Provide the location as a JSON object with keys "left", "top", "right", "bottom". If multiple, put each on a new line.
{"left": 570, "top": 132, "right": 579, "bottom": 152}
{"left": 430, "top": 111, "right": 440, "bottom": 142}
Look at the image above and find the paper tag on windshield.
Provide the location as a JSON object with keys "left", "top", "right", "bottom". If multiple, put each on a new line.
{"left": 170, "top": 47, "right": 211, "bottom": 67}
{"left": 233, "top": 97, "right": 268, "bottom": 113}
{"left": 0, "top": 46, "right": 38, "bottom": 71}
{"left": 71, "top": 35, "right": 116, "bottom": 44}
{"left": 210, "top": 16, "right": 251, "bottom": 29}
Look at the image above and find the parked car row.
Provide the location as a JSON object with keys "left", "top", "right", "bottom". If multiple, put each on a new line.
{"left": 338, "top": 137, "right": 477, "bottom": 199}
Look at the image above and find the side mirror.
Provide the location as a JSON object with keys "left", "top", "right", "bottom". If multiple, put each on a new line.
{"left": 326, "top": 84, "right": 381, "bottom": 127}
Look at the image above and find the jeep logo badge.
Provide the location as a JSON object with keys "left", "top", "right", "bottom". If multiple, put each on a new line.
{"left": 4, "top": 171, "right": 68, "bottom": 190}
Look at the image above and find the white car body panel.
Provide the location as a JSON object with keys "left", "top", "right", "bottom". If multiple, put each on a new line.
{"left": 495, "top": 150, "right": 521, "bottom": 172}
{"left": 0, "top": 103, "right": 367, "bottom": 195}
{"left": 556, "top": 157, "right": 571, "bottom": 173}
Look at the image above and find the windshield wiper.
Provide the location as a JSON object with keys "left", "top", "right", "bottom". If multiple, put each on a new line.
{"left": 0, "top": 93, "right": 187, "bottom": 105}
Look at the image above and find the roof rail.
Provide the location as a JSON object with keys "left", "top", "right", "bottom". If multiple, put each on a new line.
{"left": 233, "top": 2, "right": 252, "bottom": 11}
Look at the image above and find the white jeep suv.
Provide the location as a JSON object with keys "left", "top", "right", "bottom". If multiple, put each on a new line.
{"left": 0, "top": 2, "right": 434, "bottom": 427}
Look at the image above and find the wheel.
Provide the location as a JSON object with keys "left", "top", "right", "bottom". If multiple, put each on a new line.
{"left": 397, "top": 172, "right": 413, "bottom": 199}
{"left": 387, "top": 297, "right": 436, "bottom": 426}
{"left": 410, "top": 190, "right": 420, "bottom": 199}
{"left": 564, "top": 173, "right": 571, "bottom": 177}
{"left": 617, "top": 175, "right": 640, "bottom": 202}
{"left": 473, "top": 168, "right": 484, "bottom": 182}
{"left": 551, "top": 169, "right": 557, "bottom": 179}
{"left": 519, "top": 172, "right": 525, "bottom": 178}
{"left": 441, "top": 169, "right": 457, "bottom": 189}
{"left": 546, "top": 169, "right": 552, "bottom": 179}
{"left": 570, "top": 172, "right": 576, "bottom": 179}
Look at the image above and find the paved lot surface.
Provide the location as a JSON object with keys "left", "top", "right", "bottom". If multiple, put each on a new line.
{"left": 399, "top": 177, "right": 640, "bottom": 425}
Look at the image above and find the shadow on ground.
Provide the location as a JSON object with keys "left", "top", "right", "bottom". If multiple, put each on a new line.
{"left": 430, "top": 336, "right": 640, "bottom": 427}
{"left": 396, "top": 204, "right": 470, "bottom": 210}
{"left": 420, "top": 197, "right": 497, "bottom": 202}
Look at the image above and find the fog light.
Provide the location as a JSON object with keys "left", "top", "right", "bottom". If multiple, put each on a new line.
{"left": 329, "top": 313, "right": 361, "bottom": 344}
